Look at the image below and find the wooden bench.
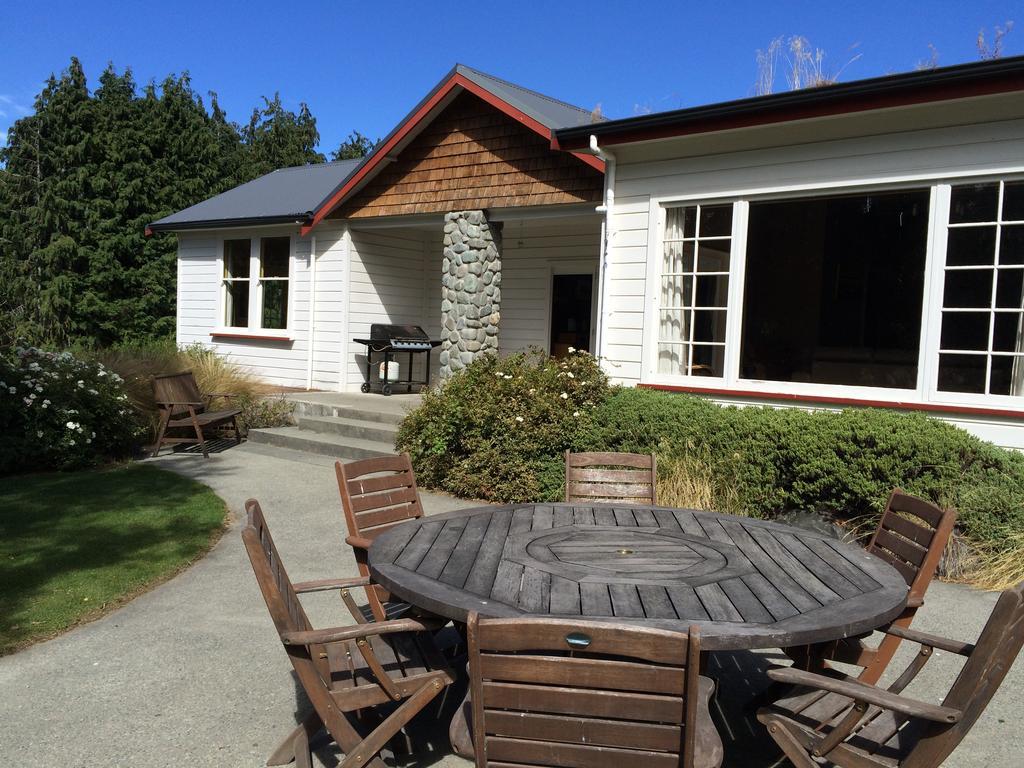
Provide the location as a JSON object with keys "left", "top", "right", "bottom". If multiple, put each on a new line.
{"left": 150, "top": 371, "right": 242, "bottom": 458}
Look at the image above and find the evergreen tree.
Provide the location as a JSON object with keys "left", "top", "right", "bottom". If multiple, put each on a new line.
{"left": 241, "top": 93, "right": 324, "bottom": 176}
{"left": 331, "top": 130, "right": 376, "bottom": 161}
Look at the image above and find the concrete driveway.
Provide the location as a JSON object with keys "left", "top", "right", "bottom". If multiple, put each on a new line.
{"left": 0, "top": 443, "right": 1020, "bottom": 767}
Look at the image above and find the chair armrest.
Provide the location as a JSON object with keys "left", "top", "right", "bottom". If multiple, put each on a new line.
{"left": 346, "top": 535, "right": 374, "bottom": 551}
{"left": 156, "top": 400, "right": 204, "bottom": 407}
{"left": 292, "top": 576, "right": 371, "bottom": 594}
{"left": 281, "top": 617, "right": 445, "bottom": 646}
{"left": 766, "top": 667, "right": 961, "bottom": 723}
{"left": 905, "top": 595, "right": 924, "bottom": 608}
{"left": 884, "top": 625, "right": 975, "bottom": 656}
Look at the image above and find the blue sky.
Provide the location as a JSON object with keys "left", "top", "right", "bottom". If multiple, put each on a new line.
{"left": 0, "top": 0, "right": 1020, "bottom": 155}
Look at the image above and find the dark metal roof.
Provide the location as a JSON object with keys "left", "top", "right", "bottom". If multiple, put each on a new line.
{"left": 454, "top": 64, "right": 598, "bottom": 129}
{"left": 555, "top": 55, "right": 1024, "bottom": 148}
{"left": 148, "top": 158, "right": 362, "bottom": 232}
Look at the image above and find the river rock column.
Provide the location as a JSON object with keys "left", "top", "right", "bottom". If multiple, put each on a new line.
{"left": 439, "top": 211, "right": 502, "bottom": 378}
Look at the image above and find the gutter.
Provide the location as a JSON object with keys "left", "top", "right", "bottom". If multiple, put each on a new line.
{"left": 146, "top": 214, "right": 312, "bottom": 235}
{"left": 555, "top": 55, "right": 1024, "bottom": 149}
{"left": 588, "top": 135, "right": 615, "bottom": 366}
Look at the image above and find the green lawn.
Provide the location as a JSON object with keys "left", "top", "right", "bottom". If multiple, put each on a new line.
{"left": 0, "top": 464, "right": 227, "bottom": 655}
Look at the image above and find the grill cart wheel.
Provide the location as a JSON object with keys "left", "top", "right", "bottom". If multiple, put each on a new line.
{"left": 360, "top": 382, "right": 371, "bottom": 393}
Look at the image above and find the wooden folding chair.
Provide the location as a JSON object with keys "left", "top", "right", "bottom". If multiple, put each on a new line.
{"left": 463, "top": 613, "right": 723, "bottom": 768}
{"left": 758, "top": 581, "right": 1024, "bottom": 768}
{"left": 241, "top": 499, "right": 455, "bottom": 768}
{"left": 785, "top": 489, "right": 957, "bottom": 684}
{"left": 336, "top": 454, "right": 425, "bottom": 622}
{"left": 564, "top": 450, "right": 658, "bottom": 505}
{"left": 150, "top": 371, "right": 242, "bottom": 458}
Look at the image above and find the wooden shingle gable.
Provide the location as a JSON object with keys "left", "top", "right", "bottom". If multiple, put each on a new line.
{"left": 331, "top": 93, "right": 603, "bottom": 219}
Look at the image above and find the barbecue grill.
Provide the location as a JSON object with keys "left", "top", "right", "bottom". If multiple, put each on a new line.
{"left": 352, "top": 324, "right": 441, "bottom": 395}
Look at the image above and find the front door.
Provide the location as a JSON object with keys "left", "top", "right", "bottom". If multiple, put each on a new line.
{"left": 550, "top": 273, "right": 594, "bottom": 356}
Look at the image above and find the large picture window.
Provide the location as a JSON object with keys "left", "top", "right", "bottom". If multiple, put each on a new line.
{"left": 740, "top": 189, "right": 929, "bottom": 389}
{"left": 938, "top": 181, "right": 1024, "bottom": 395}
{"left": 219, "top": 236, "right": 291, "bottom": 332}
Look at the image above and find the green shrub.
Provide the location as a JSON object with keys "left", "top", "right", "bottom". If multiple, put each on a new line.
{"left": 0, "top": 346, "right": 145, "bottom": 474}
{"left": 399, "top": 362, "right": 1024, "bottom": 584}
{"left": 396, "top": 349, "right": 610, "bottom": 502}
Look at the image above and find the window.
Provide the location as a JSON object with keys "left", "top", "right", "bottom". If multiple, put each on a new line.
{"left": 740, "top": 189, "right": 930, "bottom": 389}
{"left": 219, "top": 236, "right": 291, "bottom": 332}
{"left": 938, "top": 181, "right": 1024, "bottom": 396}
{"left": 222, "top": 239, "right": 251, "bottom": 328}
{"left": 657, "top": 204, "right": 732, "bottom": 377}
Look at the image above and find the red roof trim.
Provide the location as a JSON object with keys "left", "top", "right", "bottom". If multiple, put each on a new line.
{"left": 638, "top": 383, "right": 1024, "bottom": 421}
{"left": 302, "top": 73, "right": 604, "bottom": 234}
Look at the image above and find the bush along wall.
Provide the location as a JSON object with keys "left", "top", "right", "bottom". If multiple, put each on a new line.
{"left": 397, "top": 351, "right": 1024, "bottom": 587}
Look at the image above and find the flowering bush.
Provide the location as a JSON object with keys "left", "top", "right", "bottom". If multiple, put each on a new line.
{"left": 396, "top": 349, "right": 611, "bottom": 502}
{"left": 0, "top": 346, "right": 144, "bottom": 474}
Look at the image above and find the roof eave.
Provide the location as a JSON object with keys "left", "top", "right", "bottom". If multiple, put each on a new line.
{"left": 554, "top": 55, "right": 1024, "bottom": 149}
{"left": 146, "top": 214, "right": 311, "bottom": 235}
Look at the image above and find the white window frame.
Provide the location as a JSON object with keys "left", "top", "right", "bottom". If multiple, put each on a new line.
{"left": 643, "top": 173, "right": 1024, "bottom": 411}
{"left": 214, "top": 233, "right": 295, "bottom": 338}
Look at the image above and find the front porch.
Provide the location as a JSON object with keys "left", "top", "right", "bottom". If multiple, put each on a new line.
{"left": 342, "top": 207, "right": 602, "bottom": 393}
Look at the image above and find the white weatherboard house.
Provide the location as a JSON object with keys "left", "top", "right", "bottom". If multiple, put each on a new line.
{"left": 150, "top": 59, "right": 1024, "bottom": 449}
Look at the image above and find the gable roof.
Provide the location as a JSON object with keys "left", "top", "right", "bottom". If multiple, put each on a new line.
{"left": 301, "top": 64, "right": 604, "bottom": 234}
{"left": 147, "top": 158, "right": 362, "bottom": 233}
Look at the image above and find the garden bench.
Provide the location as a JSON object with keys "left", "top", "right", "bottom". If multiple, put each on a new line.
{"left": 150, "top": 371, "right": 242, "bottom": 458}
{"left": 564, "top": 450, "right": 657, "bottom": 504}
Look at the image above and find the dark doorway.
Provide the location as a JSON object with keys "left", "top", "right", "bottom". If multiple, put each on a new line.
{"left": 550, "top": 273, "right": 594, "bottom": 356}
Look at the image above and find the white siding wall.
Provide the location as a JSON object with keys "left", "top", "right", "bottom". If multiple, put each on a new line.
{"left": 500, "top": 217, "right": 601, "bottom": 356}
{"left": 601, "top": 116, "right": 1024, "bottom": 447}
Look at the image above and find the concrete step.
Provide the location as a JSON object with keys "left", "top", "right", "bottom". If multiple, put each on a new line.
{"left": 290, "top": 403, "right": 405, "bottom": 428}
{"left": 297, "top": 415, "right": 399, "bottom": 444}
{"left": 247, "top": 426, "right": 396, "bottom": 460}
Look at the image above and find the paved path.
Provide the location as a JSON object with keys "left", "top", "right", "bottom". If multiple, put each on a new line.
{"left": 0, "top": 444, "right": 1020, "bottom": 767}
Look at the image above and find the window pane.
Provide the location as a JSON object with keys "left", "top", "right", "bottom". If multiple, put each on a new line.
{"left": 945, "top": 226, "right": 996, "bottom": 266}
{"left": 943, "top": 269, "right": 993, "bottom": 309}
{"left": 657, "top": 343, "right": 688, "bottom": 375}
{"left": 699, "top": 204, "right": 732, "bottom": 237}
{"left": 740, "top": 189, "right": 928, "bottom": 388}
{"left": 1000, "top": 225, "right": 1024, "bottom": 265}
{"left": 261, "top": 281, "right": 289, "bottom": 329}
{"left": 950, "top": 183, "right": 999, "bottom": 223}
{"left": 993, "top": 313, "right": 1023, "bottom": 352}
{"left": 659, "top": 310, "right": 689, "bottom": 343}
{"left": 665, "top": 207, "right": 695, "bottom": 240}
{"left": 224, "top": 239, "right": 250, "bottom": 278}
{"left": 683, "top": 207, "right": 696, "bottom": 238}
{"left": 1003, "top": 181, "right": 1024, "bottom": 222}
{"left": 663, "top": 241, "right": 694, "bottom": 274}
{"left": 224, "top": 281, "right": 249, "bottom": 327}
{"left": 694, "top": 275, "right": 728, "bottom": 308}
{"left": 261, "top": 237, "right": 290, "bottom": 277}
{"left": 996, "top": 269, "right": 1024, "bottom": 309}
{"left": 990, "top": 355, "right": 1023, "bottom": 396}
{"left": 693, "top": 310, "right": 727, "bottom": 343}
{"left": 696, "top": 240, "right": 730, "bottom": 272}
{"left": 691, "top": 344, "right": 724, "bottom": 376}
{"left": 660, "top": 275, "right": 692, "bottom": 308}
{"left": 940, "top": 311, "right": 990, "bottom": 351}
{"left": 938, "top": 353, "right": 987, "bottom": 393}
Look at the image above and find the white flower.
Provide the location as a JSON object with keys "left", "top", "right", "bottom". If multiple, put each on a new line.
{"left": 68, "top": 439, "right": 75, "bottom": 446}
{"left": 66, "top": 421, "right": 79, "bottom": 430}
{"left": 23, "top": 397, "right": 33, "bottom": 406}
{"left": 37, "top": 430, "right": 44, "bottom": 438}
{"left": 97, "top": 370, "right": 107, "bottom": 377}
{"left": 35, "top": 385, "right": 43, "bottom": 392}
{"left": 86, "top": 438, "right": 92, "bottom": 444}
{"left": 515, "top": 416, "right": 524, "bottom": 423}
{"left": 566, "top": 372, "right": 574, "bottom": 379}
{"left": 573, "top": 411, "right": 580, "bottom": 417}
{"left": 77, "top": 426, "right": 84, "bottom": 433}
{"left": 91, "top": 431, "right": 96, "bottom": 438}
{"left": 528, "top": 388, "right": 536, "bottom": 395}
{"left": 568, "top": 346, "right": 576, "bottom": 353}
{"left": 560, "top": 392, "right": 569, "bottom": 399}
{"left": 87, "top": 388, "right": 98, "bottom": 395}
{"left": 77, "top": 380, "right": 85, "bottom": 388}
{"left": 8, "top": 387, "right": 15, "bottom": 394}
{"left": 503, "top": 374, "right": 512, "bottom": 380}
{"left": 28, "top": 393, "right": 36, "bottom": 400}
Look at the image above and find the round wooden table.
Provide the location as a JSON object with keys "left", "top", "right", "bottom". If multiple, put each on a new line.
{"left": 368, "top": 503, "right": 909, "bottom": 651}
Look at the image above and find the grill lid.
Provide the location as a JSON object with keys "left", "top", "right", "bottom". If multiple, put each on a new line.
{"left": 369, "top": 324, "right": 430, "bottom": 341}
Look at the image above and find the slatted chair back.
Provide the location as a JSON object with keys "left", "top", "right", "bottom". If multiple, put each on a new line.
{"left": 468, "top": 614, "right": 721, "bottom": 768}
{"left": 565, "top": 451, "right": 658, "bottom": 505}
{"left": 336, "top": 453, "right": 425, "bottom": 618}
{"left": 241, "top": 499, "right": 332, "bottom": 690}
{"left": 152, "top": 371, "right": 206, "bottom": 418}
{"left": 898, "top": 581, "right": 1024, "bottom": 767}
{"left": 866, "top": 490, "right": 957, "bottom": 597}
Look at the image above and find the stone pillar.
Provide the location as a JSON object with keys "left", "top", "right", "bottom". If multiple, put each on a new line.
{"left": 439, "top": 210, "right": 502, "bottom": 378}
